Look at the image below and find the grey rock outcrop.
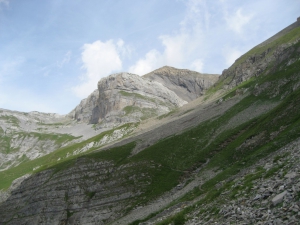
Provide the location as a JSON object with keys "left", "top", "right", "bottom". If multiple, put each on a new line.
{"left": 186, "top": 138, "right": 300, "bottom": 225}
{"left": 218, "top": 19, "right": 300, "bottom": 90}
{"left": 0, "top": 159, "right": 148, "bottom": 225}
{"left": 91, "top": 72, "right": 187, "bottom": 126}
{"left": 68, "top": 90, "right": 99, "bottom": 123}
{"left": 69, "top": 68, "right": 218, "bottom": 126}
{"left": 144, "top": 66, "right": 219, "bottom": 102}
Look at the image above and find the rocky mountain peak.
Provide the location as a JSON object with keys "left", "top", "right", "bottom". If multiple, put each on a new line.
{"left": 144, "top": 66, "right": 219, "bottom": 102}
{"left": 69, "top": 68, "right": 218, "bottom": 126}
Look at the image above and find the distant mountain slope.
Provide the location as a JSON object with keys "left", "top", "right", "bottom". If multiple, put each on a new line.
{"left": 144, "top": 66, "right": 219, "bottom": 102}
{"left": 0, "top": 109, "right": 78, "bottom": 171}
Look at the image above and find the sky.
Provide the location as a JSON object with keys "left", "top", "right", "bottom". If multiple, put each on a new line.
{"left": 0, "top": 0, "right": 299, "bottom": 114}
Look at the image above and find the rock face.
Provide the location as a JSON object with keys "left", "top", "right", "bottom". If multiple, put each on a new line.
{"left": 0, "top": 158, "right": 148, "bottom": 225}
{"left": 186, "top": 138, "right": 300, "bottom": 225}
{"left": 144, "top": 66, "right": 219, "bottom": 102}
{"left": 92, "top": 72, "right": 187, "bottom": 125}
{"left": 218, "top": 19, "right": 300, "bottom": 90}
{"left": 68, "top": 90, "right": 99, "bottom": 123}
{"left": 69, "top": 69, "right": 218, "bottom": 126}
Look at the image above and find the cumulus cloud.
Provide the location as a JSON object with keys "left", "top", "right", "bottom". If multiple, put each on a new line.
{"left": 224, "top": 8, "right": 253, "bottom": 34}
{"left": 129, "top": 0, "right": 206, "bottom": 75}
{"left": 191, "top": 59, "right": 204, "bottom": 72}
{"left": 129, "top": 33, "right": 202, "bottom": 75}
{"left": 223, "top": 46, "right": 243, "bottom": 66}
{"left": 72, "top": 39, "right": 126, "bottom": 98}
{"left": 128, "top": 0, "right": 259, "bottom": 75}
{"left": 129, "top": 50, "right": 162, "bottom": 75}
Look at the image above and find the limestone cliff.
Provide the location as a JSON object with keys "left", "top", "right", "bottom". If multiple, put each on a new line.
{"left": 68, "top": 90, "right": 99, "bottom": 123}
{"left": 144, "top": 66, "right": 219, "bottom": 102}
{"left": 69, "top": 73, "right": 181, "bottom": 125}
{"left": 69, "top": 68, "right": 218, "bottom": 126}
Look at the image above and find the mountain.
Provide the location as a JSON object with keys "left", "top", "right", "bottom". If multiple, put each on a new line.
{"left": 0, "top": 18, "right": 300, "bottom": 225}
{"left": 69, "top": 69, "right": 218, "bottom": 127}
{"left": 0, "top": 68, "right": 217, "bottom": 172}
{"left": 144, "top": 66, "right": 219, "bottom": 102}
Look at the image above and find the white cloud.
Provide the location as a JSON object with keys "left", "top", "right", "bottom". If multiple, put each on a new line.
{"left": 181, "top": 0, "right": 211, "bottom": 31}
{"left": 129, "top": 33, "right": 197, "bottom": 75}
{"left": 129, "top": 0, "right": 206, "bottom": 75}
{"left": 190, "top": 59, "right": 204, "bottom": 72}
{"left": 72, "top": 39, "right": 126, "bottom": 98}
{"left": 223, "top": 47, "right": 243, "bottom": 66}
{"left": 225, "top": 8, "right": 253, "bottom": 34}
{"left": 129, "top": 50, "right": 162, "bottom": 75}
{"left": 128, "top": 0, "right": 258, "bottom": 75}
{"left": 116, "top": 39, "right": 132, "bottom": 58}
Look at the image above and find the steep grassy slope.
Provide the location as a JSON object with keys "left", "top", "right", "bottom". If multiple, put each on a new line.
{"left": 209, "top": 24, "right": 300, "bottom": 93}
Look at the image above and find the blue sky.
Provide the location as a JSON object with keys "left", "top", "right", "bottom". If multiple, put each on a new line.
{"left": 0, "top": 0, "right": 299, "bottom": 114}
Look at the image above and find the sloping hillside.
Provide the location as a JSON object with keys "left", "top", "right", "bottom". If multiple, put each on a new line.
{"left": 0, "top": 19, "right": 300, "bottom": 225}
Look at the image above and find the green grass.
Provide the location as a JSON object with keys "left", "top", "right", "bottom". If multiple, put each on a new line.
{"left": 157, "top": 108, "right": 179, "bottom": 120}
{"left": 85, "top": 191, "right": 96, "bottom": 199}
{"left": 0, "top": 123, "right": 137, "bottom": 190}
{"left": 123, "top": 105, "right": 140, "bottom": 115}
{"left": 119, "top": 90, "right": 174, "bottom": 109}
{"left": 0, "top": 115, "right": 20, "bottom": 127}
{"left": 67, "top": 209, "right": 74, "bottom": 218}
{"left": 264, "top": 163, "right": 285, "bottom": 179}
{"left": 126, "top": 54, "right": 300, "bottom": 214}
{"left": 207, "top": 26, "right": 300, "bottom": 97}
{"left": 0, "top": 130, "right": 77, "bottom": 160}
{"left": 235, "top": 26, "right": 300, "bottom": 67}
{"left": 119, "top": 91, "right": 156, "bottom": 103}
{"left": 156, "top": 211, "right": 186, "bottom": 225}
{"left": 37, "top": 122, "right": 64, "bottom": 126}
{"left": 123, "top": 106, "right": 158, "bottom": 120}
